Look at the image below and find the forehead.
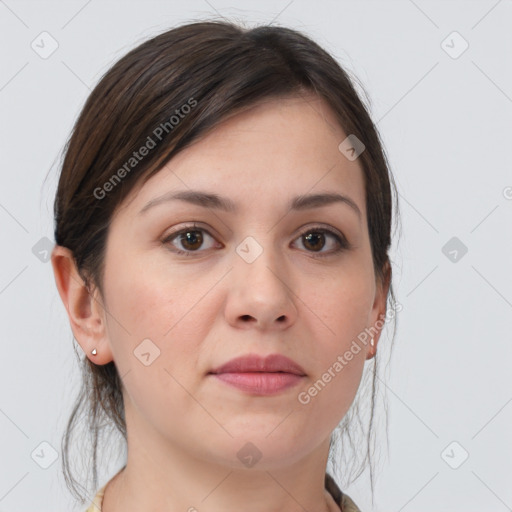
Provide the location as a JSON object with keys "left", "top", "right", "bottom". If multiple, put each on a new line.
{"left": 121, "top": 94, "right": 366, "bottom": 218}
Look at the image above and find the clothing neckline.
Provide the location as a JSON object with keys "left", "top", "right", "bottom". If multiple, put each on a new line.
{"left": 87, "top": 472, "right": 354, "bottom": 511}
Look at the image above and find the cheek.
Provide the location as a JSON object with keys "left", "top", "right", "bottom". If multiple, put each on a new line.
{"left": 300, "top": 355, "right": 365, "bottom": 438}
{"left": 101, "top": 264, "right": 214, "bottom": 429}
{"left": 104, "top": 251, "right": 197, "bottom": 339}
{"left": 305, "top": 263, "right": 374, "bottom": 341}
{"left": 102, "top": 252, "right": 221, "bottom": 380}
{"left": 295, "top": 265, "right": 372, "bottom": 420}
{"left": 298, "top": 310, "right": 368, "bottom": 433}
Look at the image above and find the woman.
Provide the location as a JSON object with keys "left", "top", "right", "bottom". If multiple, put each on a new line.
{"left": 51, "top": 19, "right": 399, "bottom": 512}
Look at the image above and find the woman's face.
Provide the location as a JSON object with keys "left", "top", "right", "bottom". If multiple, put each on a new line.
{"left": 99, "top": 94, "right": 388, "bottom": 469}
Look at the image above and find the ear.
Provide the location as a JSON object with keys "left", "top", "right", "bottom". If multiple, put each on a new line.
{"left": 51, "top": 245, "right": 114, "bottom": 365}
{"left": 365, "top": 260, "right": 392, "bottom": 360}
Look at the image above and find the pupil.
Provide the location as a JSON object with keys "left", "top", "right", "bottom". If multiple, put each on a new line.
{"left": 182, "top": 230, "right": 202, "bottom": 250}
{"left": 304, "top": 232, "right": 324, "bottom": 251}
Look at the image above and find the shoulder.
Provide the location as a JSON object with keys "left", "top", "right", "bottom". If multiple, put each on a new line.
{"left": 84, "top": 464, "right": 125, "bottom": 511}
{"left": 83, "top": 483, "right": 106, "bottom": 512}
{"left": 325, "top": 472, "right": 363, "bottom": 512}
{"left": 341, "top": 492, "right": 363, "bottom": 512}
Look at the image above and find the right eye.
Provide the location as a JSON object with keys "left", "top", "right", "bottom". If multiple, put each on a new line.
{"left": 162, "top": 224, "right": 222, "bottom": 256}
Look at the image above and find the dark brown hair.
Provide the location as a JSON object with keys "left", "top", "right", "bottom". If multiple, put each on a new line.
{"left": 54, "top": 19, "right": 400, "bottom": 505}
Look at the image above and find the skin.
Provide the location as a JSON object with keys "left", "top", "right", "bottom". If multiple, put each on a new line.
{"left": 52, "top": 93, "right": 390, "bottom": 512}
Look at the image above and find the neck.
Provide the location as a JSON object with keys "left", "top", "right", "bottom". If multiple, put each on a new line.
{"left": 102, "top": 413, "right": 339, "bottom": 512}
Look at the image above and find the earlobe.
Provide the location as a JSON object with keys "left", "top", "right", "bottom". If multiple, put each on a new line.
{"left": 365, "top": 337, "right": 376, "bottom": 360}
{"left": 51, "top": 245, "right": 114, "bottom": 365}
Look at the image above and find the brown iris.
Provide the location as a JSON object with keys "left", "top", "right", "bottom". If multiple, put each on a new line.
{"left": 302, "top": 232, "right": 326, "bottom": 252}
{"left": 180, "top": 230, "right": 203, "bottom": 251}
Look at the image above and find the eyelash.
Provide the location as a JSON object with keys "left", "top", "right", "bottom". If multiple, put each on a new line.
{"left": 162, "top": 223, "right": 350, "bottom": 258}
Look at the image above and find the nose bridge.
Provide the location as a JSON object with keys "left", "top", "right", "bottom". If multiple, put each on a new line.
{"left": 226, "top": 233, "right": 297, "bottom": 328}
{"left": 234, "top": 234, "right": 284, "bottom": 290}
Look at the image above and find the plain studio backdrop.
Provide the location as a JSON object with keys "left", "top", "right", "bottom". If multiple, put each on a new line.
{"left": 1, "top": 1, "right": 511, "bottom": 511}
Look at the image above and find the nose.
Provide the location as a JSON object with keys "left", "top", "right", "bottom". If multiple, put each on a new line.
{"left": 224, "top": 243, "right": 298, "bottom": 331}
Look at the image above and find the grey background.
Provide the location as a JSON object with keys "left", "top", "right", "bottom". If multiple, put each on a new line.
{"left": 1, "top": 1, "right": 511, "bottom": 511}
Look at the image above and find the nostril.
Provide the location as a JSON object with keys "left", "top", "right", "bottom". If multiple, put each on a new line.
{"left": 240, "top": 314, "right": 252, "bottom": 321}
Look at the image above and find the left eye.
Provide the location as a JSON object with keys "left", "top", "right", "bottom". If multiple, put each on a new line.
{"left": 292, "top": 228, "right": 346, "bottom": 255}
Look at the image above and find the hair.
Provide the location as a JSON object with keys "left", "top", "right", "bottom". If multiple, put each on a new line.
{"left": 53, "top": 18, "right": 400, "bottom": 506}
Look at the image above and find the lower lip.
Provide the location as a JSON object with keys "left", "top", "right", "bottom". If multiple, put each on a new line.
{"left": 211, "top": 372, "right": 304, "bottom": 395}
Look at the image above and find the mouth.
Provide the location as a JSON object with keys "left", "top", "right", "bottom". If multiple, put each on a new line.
{"left": 208, "top": 353, "right": 306, "bottom": 395}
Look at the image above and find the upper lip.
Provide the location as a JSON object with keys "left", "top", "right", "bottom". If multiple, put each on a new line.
{"left": 209, "top": 353, "right": 306, "bottom": 376}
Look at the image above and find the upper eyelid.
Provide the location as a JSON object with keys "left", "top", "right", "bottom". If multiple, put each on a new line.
{"left": 164, "top": 223, "right": 344, "bottom": 240}
{"left": 163, "top": 223, "right": 219, "bottom": 243}
{"left": 295, "top": 224, "right": 344, "bottom": 238}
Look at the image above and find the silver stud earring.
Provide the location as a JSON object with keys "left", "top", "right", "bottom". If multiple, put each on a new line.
{"left": 91, "top": 348, "right": 97, "bottom": 355}
{"left": 370, "top": 338, "right": 374, "bottom": 347}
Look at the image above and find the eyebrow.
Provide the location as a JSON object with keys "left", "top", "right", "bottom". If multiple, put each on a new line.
{"left": 138, "top": 190, "right": 362, "bottom": 220}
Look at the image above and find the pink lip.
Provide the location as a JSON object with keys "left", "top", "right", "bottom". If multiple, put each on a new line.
{"left": 209, "top": 354, "right": 306, "bottom": 396}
